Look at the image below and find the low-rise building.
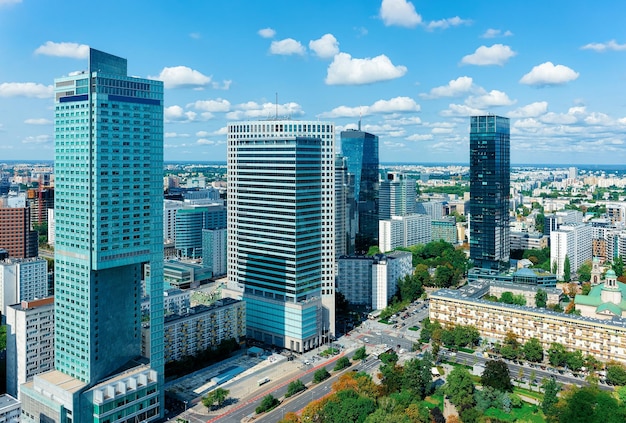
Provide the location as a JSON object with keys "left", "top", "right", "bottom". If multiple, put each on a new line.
{"left": 430, "top": 288, "right": 626, "bottom": 364}
{"left": 141, "top": 298, "right": 245, "bottom": 363}
{"left": 0, "top": 394, "right": 20, "bottom": 423}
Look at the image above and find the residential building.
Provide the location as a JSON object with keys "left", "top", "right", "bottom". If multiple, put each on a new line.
{"left": 336, "top": 251, "right": 412, "bottom": 310}
{"left": 430, "top": 287, "right": 626, "bottom": 364}
{"left": 550, "top": 223, "right": 593, "bottom": 280}
{"left": 340, "top": 125, "right": 379, "bottom": 247}
{"left": 21, "top": 48, "right": 164, "bottom": 423}
{"left": 509, "top": 231, "right": 548, "bottom": 251}
{"left": 469, "top": 115, "right": 510, "bottom": 271}
{"left": 227, "top": 120, "right": 335, "bottom": 352}
{"left": 141, "top": 288, "right": 190, "bottom": 319}
{"left": 0, "top": 200, "right": 38, "bottom": 259}
{"left": 416, "top": 201, "right": 444, "bottom": 220}
{"left": 47, "top": 208, "right": 55, "bottom": 246}
{"left": 379, "top": 214, "right": 431, "bottom": 252}
{"left": 0, "top": 258, "right": 48, "bottom": 319}
{"left": 0, "top": 394, "right": 20, "bottom": 423}
{"left": 142, "top": 298, "right": 245, "bottom": 363}
{"left": 6, "top": 297, "right": 54, "bottom": 398}
{"left": 25, "top": 188, "right": 54, "bottom": 229}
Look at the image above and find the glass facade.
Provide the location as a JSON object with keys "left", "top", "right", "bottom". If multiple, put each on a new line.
{"left": 51, "top": 48, "right": 164, "bottom": 422}
{"left": 227, "top": 120, "right": 335, "bottom": 351}
{"left": 469, "top": 115, "right": 510, "bottom": 271}
{"left": 340, "top": 130, "right": 379, "bottom": 247}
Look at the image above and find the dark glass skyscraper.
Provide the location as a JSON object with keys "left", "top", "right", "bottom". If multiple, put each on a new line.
{"left": 340, "top": 127, "right": 379, "bottom": 251}
{"left": 469, "top": 115, "right": 510, "bottom": 271}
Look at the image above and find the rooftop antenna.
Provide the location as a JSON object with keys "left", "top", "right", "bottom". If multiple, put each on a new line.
{"left": 275, "top": 92, "right": 278, "bottom": 119}
{"left": 358, "top": 108, "right": 362, "bottom": 131}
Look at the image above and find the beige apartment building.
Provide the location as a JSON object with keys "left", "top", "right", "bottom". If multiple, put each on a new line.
{"left": 430, "top": 289, "right": 626, "bottom": 363}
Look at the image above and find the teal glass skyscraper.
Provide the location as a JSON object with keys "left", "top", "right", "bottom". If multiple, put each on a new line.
{"left": 469, "top": 115, "right": 510, "bottom": 271}
{"left": 21, "top": 49, "right": 164, "bottom": 423}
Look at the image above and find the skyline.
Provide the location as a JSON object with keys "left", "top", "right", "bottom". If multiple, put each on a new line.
{"left": 1, "top": 0, "right": 626, "bottom": 164}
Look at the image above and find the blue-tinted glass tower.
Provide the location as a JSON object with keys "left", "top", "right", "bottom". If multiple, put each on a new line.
{"left": 21, "top": 49, "right": 164, "bottom": 423}
{"left": 340, "top": 127, "right": 379, "bottom": 250}
{"left": 469, "top": 115, "right": 510, "bottom": 271}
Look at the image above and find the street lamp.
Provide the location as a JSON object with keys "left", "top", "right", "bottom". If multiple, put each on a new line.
{"left": 184, "top": 400, "right": 188, "bottom": 412}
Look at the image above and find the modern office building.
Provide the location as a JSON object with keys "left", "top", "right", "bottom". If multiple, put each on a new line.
{"left": 174, "top": 204, "right": 226, "bottom": 259}
{"left": 0, "top": 200, "right": 38, "bottom": 259}
{"left": 21, "top": 48, "right": 164, "bottom": 423}
{"left": 379, "top": 172, "right": 416, "bottom": 219}
{"left": 227, "top": 120, "right": 335, "bottom": 352}
{"left": 469, "top": 115, "right": 511, "bottom": 271}
{"left": 202, "top": 228, "right": 227, "bottom": 277}
{"left": 163, "top": 199, "right": 184, "bottom": 245}
{"left": 0, "top": 258, "right": 48, "bottom": 320}
{"left": 6, "top": 297, "right": 55, "bottom": 398}
{"left": 379, "top": 214, "right": 431, "bottom": 252}
{"left": 335, "top": 155, "right": 357, "bottom": 257}
{"left": 340, "top": 125, "right": 379, "bottom": 248}
{"left": 416, "top": 201, "right": 444, "bottom": 221}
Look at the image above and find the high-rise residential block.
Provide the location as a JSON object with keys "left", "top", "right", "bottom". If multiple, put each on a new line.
{"left": 202, "top": 228, "right": 227, "bottom": 276}
{"left": 469, "top": 115, "right": 510, "bottom": 271}
{"left": 550, "top": 223, "right": 592, "bottom": 281}
{"left": 0, "top": 199, "right": 38, "bottom": 259}
{"left": 379, "top": 172, "right": 416, "bottom": 219}
{"left": 21, "top": 48, "right": 164, "bottom": 423}
{"left": 340, "top": 126, "right": 379, "bottom": 249}
{"left": 0, "top": 258, "right": 48, "bottom": 319}
{"left": 227, "top": 120, "right": 335, "bottom": 352}
{"left": 6, "top": 297, "right": 54, "bottom": 398}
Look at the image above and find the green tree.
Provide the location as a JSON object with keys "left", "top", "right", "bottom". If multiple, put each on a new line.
{"left": 255, "top": 394, "right": 279, "bottom": 414}
{"left": 522, "top": 337, "right": 544, "bottom": 362}
{"left": 577, "top": 261, "right": 592, "bottom": 283}
{"left": 481, "top": 359, "right": 513, "bottom": 392}
{"left": 285, "top": 380, "right": 306, "bottom": 398}
{"left": 313, "top": 368, "right": 331, "bottom": 383}
{"left": 379, "top": 350, "right": 399, "bottom": 365}
{"left": 547, "top": 343, "right": 567, "bottom": 367}
{"left": 334, "top": 356, "right": 351, "bottom": 371}
{"left": 535, "top": 289, "right": 548, "bottom": 308}
{"left": 402, "top": 352, "right": 433, "bottom": 399}
{"left": 500, "top": 331, "right": 520, "bottom": 360}
{"left": 541, "top": 377, "right": 560, "bottom": 418}
{"left": 564, "top": 255, "right": 571, "bottom": 282}
{"left": 353, "top": 346, "right": 367, "bottom": 361}
{"left": 613, "top": 256, "right": 624, "bottom": 278}
{"left": 565, "top": 350, "right": 585, "bottom": 372}
{"left": 606, "top": 362, "right": 626, "bottom": 386}
{"left": 202, "top": 387, "right": 229, "bottom": 410}
{"left": 445, "top": 366, "right": 476, "bottom": 411}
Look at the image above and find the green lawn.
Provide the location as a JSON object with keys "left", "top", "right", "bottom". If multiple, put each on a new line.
{"left": 483, "top": 402, "right": 546, "bottom": 423}
{"left": 513, "top": 386, "right": 544, "bottom": 401}
{"left": 422, "top": 393, "right": 444, "bottom": 410}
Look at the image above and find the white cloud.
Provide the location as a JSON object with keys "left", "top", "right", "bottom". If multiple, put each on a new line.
{"left": 431, "top": 127, "right": 453, "bottom": 134}
{"left": 226, "top": 101, "right": 304, "bottom": 120}
{"left": 406, "top": 133, "right": 433, "bottom": 141}
{"left": 0, "top": 82, "right": 53, "bottom": 98}
{"left": 325, "top": 52, "right": 407, "bottom": 85}
{"left": 461, "top": 44, "right": 516, "bottom": 66}
{"left": 384, "top": 116, "right": 422, "bottom": 125}
{"left": 309, "top": 34, "right": 339, "bottom": 59}
{"left": 513, "top": 118, "right": 542, "bottom": 129}
{"left": 519, "top": 62, "right": 579, "bottom": 86}
{"left": 440, "top": 103, "right": 484, "bottom": 117}
{"left": 581, "top": 39, "right": 626, "bottom": 52}
{"left": 34, "top": 41, "right": 89, "bottom": 59}
{"left": 421, "top": 76, "right": 473, "bottom": 99}
{"left": 196, "top": 131, "right": 210, "bottom": 137}
{"left": 269, "top": 38, "right": 305, "bottom": 55}
{"left": 150, "top": 66, "right": 211, "bottom": 89}
{"left": 426, "top": 16, "right": 471, "bottom": 31}
{"left": 22, "top": 135, "right": 51, "bottom": 144}
{"left": 508, "top": 101, "right": 548, "bottom": 118}
{"left": 466, "top": 90, "right": 515, "bottom": 108}
{"left": 164, "top": 105, "right": 197, "bottom": 123}
{"left": 164, "top": 132, "right": 190, "bottom": 138}
{"left": 196, "top": 139, "right": 216, "bottom": 145}
{"left": 187, "top": 99, "right": 231, "bottom": 112}
{"left": 211, "top": 80, "right": 232, "bottom": 90}
{"left": 319, "top": 96, "right": 419, "bottom": 118}
{"left": 380, "top": 0, "right": 421, "bottom": 28}
{"left": 24, "top": 118, "right": 52, "bottom": 125}
{"left": 584, "top": 112, "right": 612, "bottom": 125}
{"left": 258, "top": 27, "right": 276, "bottom": 38}
{"left": 0, "top": 0, "right": 21, "bottom": 5}
{"left": 481, "top": 29, "right": 513, "bottom": 38}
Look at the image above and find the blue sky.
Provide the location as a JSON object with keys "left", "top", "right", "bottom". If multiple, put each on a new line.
{"left": 1, "top": 0, "right": 626, "bottom": 164}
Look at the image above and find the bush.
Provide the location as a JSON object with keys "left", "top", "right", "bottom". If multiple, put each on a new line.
{"left": 353, "top": 346, "right": 367, "bottom": 361}
{"left": 285, "top": 380, "right": 305, "bottom": 398}
{"left": 255, "top": 394, "right": 279, "bottom": 414}
{"left": 333, "top": 356, "right": 351, "bottom": 371}
{"left": 313, "top": 368, "right": 330, "bottom": 383}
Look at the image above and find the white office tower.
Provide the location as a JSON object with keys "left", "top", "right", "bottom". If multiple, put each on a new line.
{"left": 550, "top": 223, "right": 593, "bottom": 281}
{"left": 227, "top": 120, "right": 335, "bottom": 351}
{"left": 6, "top": 297, "right": 54, "bottom": 398}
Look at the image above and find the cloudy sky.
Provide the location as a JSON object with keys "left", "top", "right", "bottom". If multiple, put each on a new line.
{"left": 1, "top": 0, "right": 626, "bottom": 164}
